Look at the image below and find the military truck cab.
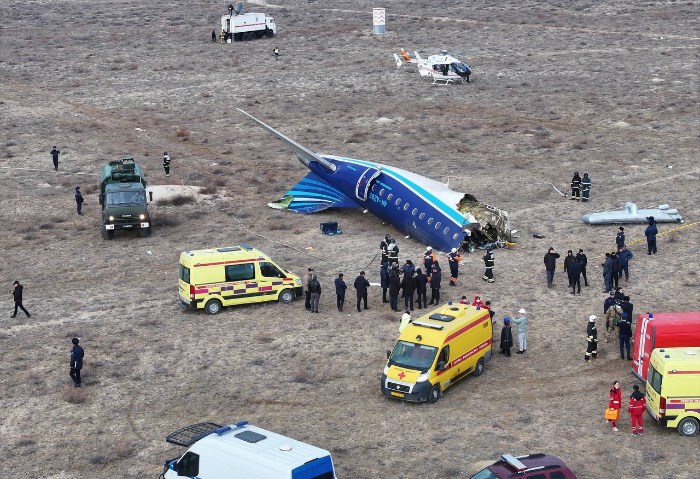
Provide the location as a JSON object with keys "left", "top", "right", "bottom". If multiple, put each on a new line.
{"left": 99, "top": 158, "right": 151, "bottom": 239}
{"left": 162, "top": 421, "right": 337, "bottom": 479}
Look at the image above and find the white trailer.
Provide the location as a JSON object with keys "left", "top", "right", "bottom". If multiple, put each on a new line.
{"left": 221, "top": 11, "right": 276, "bottom": 41}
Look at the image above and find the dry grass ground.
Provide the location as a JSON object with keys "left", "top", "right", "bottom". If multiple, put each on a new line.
{"left": 1, "top": 1, "right": 699, "bottom": 478}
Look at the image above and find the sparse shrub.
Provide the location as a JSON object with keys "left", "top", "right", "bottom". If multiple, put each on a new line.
{"left": 22, "top": 234, "right": 36, "bottom": 241}
{"left": 200, "top": 184, "right": 219, "bottom": 195}
{"left": 62, "top": 386, "right": 87, "bottom": 404}
{"left": 154, "top": 215, "right": 181, "bottom": 227}
{"left": 176, "top": 127, "right": 190, "bottom": 140}
{"left": 201, "top": 91, "right": 212, "bottom": 98}
{"left": 292, "top": 368, "right": 315, "bottom": 384}
{"left": 254, "top": 333, "right": 275, "bottom": 343}
{"left": 39, "top": 223, "right": 54, "bottom": 230}
{"left": 157, "top": 194, "right": 196, "bottom": 206}
{"left": 667, "top": 232, "right": 677, "bottom": 243}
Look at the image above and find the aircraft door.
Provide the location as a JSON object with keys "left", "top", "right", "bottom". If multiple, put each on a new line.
{"left": 355, "top": 166, "right": 381, "bottom": 201}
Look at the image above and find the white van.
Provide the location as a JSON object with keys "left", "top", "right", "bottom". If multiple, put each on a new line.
{"left": 162, "top": 421, "right": 336, "bottom": 479}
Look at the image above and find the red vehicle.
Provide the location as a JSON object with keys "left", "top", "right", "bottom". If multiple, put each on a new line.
{"left": 631, "top": 312, "right": 700, "bottom": 380}
{"left": 470, "top": 453, "right": 577, "bottom": 479}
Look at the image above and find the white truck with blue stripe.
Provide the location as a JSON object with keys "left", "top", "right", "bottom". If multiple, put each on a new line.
{"left": 161, "top": 421, "right": 336, "bottom": 479}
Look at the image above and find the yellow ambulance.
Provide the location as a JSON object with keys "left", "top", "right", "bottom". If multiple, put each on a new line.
{"left": 381, "top": 303, "right": 492, "bottom": 403}
{"left": 646, "top": 347, "right": 700, "bottom": 437}
{"left": 178, "top": 245, "right": 303, "bottom": 314}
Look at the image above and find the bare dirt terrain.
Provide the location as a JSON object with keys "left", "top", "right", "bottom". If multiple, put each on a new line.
{"left": 1, "top": 1, "right": 699, "bottom": 478}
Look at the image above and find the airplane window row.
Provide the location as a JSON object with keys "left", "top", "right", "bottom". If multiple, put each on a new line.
{"left": 373, "top": 183, "right": 459, "bottom": 240}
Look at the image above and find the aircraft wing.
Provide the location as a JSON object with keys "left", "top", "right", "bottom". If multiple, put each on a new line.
{"left": 268, "top": 172, "right": 360, "bottom": 213}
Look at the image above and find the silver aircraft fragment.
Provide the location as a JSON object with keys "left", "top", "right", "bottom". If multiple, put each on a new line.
{"left": 581, "top": 202, "right": 683, "bottom": 224}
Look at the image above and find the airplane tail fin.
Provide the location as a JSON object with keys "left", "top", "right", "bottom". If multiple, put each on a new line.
{"left": 393, "top": 53, "right": 402, "bottom": 68}
{"left": 401, "top": 48, "right": 412, "bottom": 63}
{"left": 270, "top": 172, "right": 359, "bottom": 214}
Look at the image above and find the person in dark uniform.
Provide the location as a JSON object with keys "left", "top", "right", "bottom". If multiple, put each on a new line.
{"left": 621, "top": 296, "right": 634, "bottom": 323}
{"left": 570, "top": 172, "right": 581, "bottom": 200}
{"left": 447, "top": 248, "right": 461, "bottom": 286}
{"left": 353, "top": 271, "right": 370, "bottom": 312}
{"left": 569, "top": 256, "right": 583, "bottom": 294}
{"left": 401, "top": 271, "right": 415, "bottom": 311}
{"left": 645, "top": 216, "right": 658, "bottom": 255}
{"left": 212, "top": 30, "right": 217, "bottom": 42}
{"left": 618, "top": 313, "right": 633, "bottom": 360}
{"left": 576, "top": 248, "right": 589, "bottom": 286}
{"left": 163, "top": 151, "right": 171, "bottom": 177}
{"left": 50, "top": 146, "right": 60, "bottom": 170}
{"left": 611, "top": 252, "right": 621, "bottom": 289}
{"left": 70, "top": 337, "right": 84, "bottom": 387}
{"left": 303, "top": 268, "right": 314, "bottom": 311}
{"left": 581, "top": 173, "right": 591, "bottom": 202}
{"left": 602, "top": 253, "right": 613, "bottom": 293}
{"left": 11, "top": 281, "right": 31, "bottom": 318}
{"left": 618, "top": 246, "right": 633, "bottom": 282}
{"left": 482, "top": 248, "right": 495, "bottom": 283}
{"left": 543, "top": 247, "right": 560, "bottom": 288}
{"left": 380, "top": 235, "right": 390, "bottom": 264}
{"left": 273, "top": 47, "right": 280, "bottom": 60}
{"left": 585, "top": 315, "right": 598, "bottom": 362}
{"left": 75, "top": 186, "right": 84, "bottom": 215}
{"left": 308, "top": 274, "right": 321, "bottom": 313}
{"left": 563, "top": 250, "right": 575, "bottom": 287}
{"left": 414, "top": 268, "right": 427, "bottom": 309}
{"left": 429, "top": 262, "right": 442, "bottom": 305}
{"left": 334, "top": 273, "right": 347, "bottom": 312}
{"left": 388, "top": 267, "right": 401, "bottom": 312}
{"left": 499, "top": 317, "right": 513, "bottom": 357}
{"left": 616, "top": 227, "right": 625, "bottom": 249}
{"left": 380, "top": 262, "right": 389, "bottom": 304}
{"left": 603, "top": 291, "right": 618, "bottom": 313}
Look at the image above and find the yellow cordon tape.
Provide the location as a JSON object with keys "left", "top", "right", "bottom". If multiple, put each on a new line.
{"left": 625, "top": 221, "right": 700, "bottom": 248}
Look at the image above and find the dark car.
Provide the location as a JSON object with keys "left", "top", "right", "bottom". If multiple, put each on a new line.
{"left": 470, "top": 454, "right": 577, "bottom": 479}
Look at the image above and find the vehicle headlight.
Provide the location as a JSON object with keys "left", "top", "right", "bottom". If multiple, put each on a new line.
{"left": 108, "top": 216, "right": 114, "bottom": 221}
{"left": 139, "top": 214, "right": 145, "bottom": 220}
{"left": 417, "top": 372, "right": 430, "bottom": 382}
{"left": 295, "top": 279, "right": 302, "bottom": 285}
{"left": 383, "top": 365, "right": 389, "bottom": 375}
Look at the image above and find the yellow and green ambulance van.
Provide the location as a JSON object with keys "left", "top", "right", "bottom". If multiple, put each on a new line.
{"left": 646, "top": 347, "right": 700, "bottom": 436}
{"left": 178, "top": 245, "right": 303, "bottom": 314}
{"left": 381, "top": 302, "right": 492, "bottom": 403}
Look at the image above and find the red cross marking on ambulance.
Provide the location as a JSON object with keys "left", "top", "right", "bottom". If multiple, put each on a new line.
{"left": 398, "top": 371, "right": 406, "bottom": 380}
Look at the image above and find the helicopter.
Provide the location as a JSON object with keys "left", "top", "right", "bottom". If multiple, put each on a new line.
{"left": 394, "top": 48, "right": 472, "bottom": 84}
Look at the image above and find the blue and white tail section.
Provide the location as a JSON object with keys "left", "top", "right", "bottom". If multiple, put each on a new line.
{"left": 268, "top": 172, "right": 359, "bottom": 213}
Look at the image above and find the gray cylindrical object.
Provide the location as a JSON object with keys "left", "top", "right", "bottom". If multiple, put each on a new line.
{"left": 373, "top": 8, "right": 385, "bottom": 34}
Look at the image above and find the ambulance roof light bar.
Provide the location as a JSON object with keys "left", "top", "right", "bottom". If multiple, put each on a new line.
{"left": 411, "top": 321, "right": 444, "bottom": 330}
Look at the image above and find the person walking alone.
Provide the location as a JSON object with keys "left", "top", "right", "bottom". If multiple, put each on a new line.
{"left": 74, "top": 186, "right": 85, "bottom": 215}
{"left": 616, "top": 227, "right": 626, "bottom": 249}
{"left": 513, "top": 308, "right": 528, "bottom": 354}
{"left": 628, "top": 385, "right": 646, "bottom": 435}
{"left": 608, "top": 381, "right": 622, "bottom": 432}
{"left": 499, "top": 316, "right": 513, "bottom": 357}
{"left": 273, "top": 47, "right": 280, "bottom": 61}
{"left": 163, "top": 151, "right": 171, "bottom": 177}
{"left": 482, "top": 248, "right": 495, "bottom": 283}
{"left": 585, "top": 315, "right": 598, "bottom": 361}
{"left": 543, "top": 247, "right": 560, "bottom": 288}
{"left": 308, "top": 274, "right": 321, "bottom": 313}
{"left": 334, "top": 273, "right": 346, "bottom": 312}
{"left": 645, "top": 216, "right": 658, "bottom": 255}
{"left": 354, "top": 271, "right": 370, "bottom": 312}
{"left": 212, "top": 29, "right": 217, "bottom": 42}
{"left": 70, "top": 337, "right": 84, "bottom": 388}
{"left": 11, "top": 281, "right": 31, "bottom": 318}
{"left": 50, "top": 146, "right": 61, "bottom": 170}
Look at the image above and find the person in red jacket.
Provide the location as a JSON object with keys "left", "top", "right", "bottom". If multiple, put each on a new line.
{"left": 608, "top": 381, "right": 622, "bottom": 431}
{"left": 628, "top": 385, "right": 646, "bottom": 435}
{"left": 471, "top": 295, "right": 485, "bottom": 309}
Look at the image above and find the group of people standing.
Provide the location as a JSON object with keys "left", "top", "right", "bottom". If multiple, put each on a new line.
{"left": 570, "top": 171, "right": 592, "bottom": 202}
{"left": 544, "top": 247, "right": 590, "bottom": 293}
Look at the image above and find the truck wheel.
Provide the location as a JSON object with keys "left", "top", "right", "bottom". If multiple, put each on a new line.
{"left": 102, "top": 228, "right": 114, "bottom": 240}
{"left": 473, "top": 357, "right": 485, "bottom": 377}
{"left": 139, "top": 227, "right": 151, "bottom": 238}
{"left": 678, "top": 417, "right": 699, "bottom": 437}
{"left": 278, "top": 288, "right": 294, "bottom": 304}
{"left": 428, "top": 383, "right": 440, "bottom": 404}
{"left": 266, "top": 30, "right": 274, "bottom": 38}
{"left": 204, "top": 299, "right": 223, "bottom": 315}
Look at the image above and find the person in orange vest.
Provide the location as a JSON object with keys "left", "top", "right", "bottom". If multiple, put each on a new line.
{"left": 628, "top": 385, "right": 646, "bottom": 435}
{"left": 447, "top": 248, "right": 462, "bottom": 286}
{"left": 608, "top": 381, "right": 622, "bottom": 432}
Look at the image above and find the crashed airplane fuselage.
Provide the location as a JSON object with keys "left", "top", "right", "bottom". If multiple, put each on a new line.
{"left": 237, "top": 109, "right": 514, "bottom": 252}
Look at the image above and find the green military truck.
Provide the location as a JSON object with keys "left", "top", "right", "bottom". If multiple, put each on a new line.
{"left": 99, "top": 158, "right": 151, "bottom": 239}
